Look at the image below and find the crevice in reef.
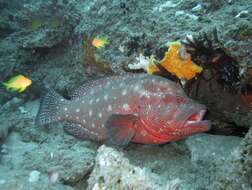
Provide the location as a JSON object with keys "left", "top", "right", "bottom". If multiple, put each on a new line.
{"left": 179, "top": 29, "right": 252, "bottom": 134}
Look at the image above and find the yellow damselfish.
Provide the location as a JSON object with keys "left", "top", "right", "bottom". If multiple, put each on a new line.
{"left": 3, "top": 74, "right": 32, "bottom": 92}
{"left": 91, "top": 37, "right": 110, "bottom": 49}
{"left": 148, "top": 41, "right": 203, "bottom": 80}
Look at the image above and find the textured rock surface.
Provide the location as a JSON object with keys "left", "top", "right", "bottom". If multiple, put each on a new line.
{"left": 185, "top": 134, "right": 241, "bottom": 164}
{"left": 0, "top": 100, "right": 97, "bottom": 189}
{"left": 1, "top": 0, "right": 251, "bottom": 126}
{"left": 0, "top": 0, "right": 251, "bottom": 89}
{"left": 87, "top": 145, "right": 181, "bottom": 190}
{"left": 0, "top": 0, "right": 252, "bottom": 189}
{"left": 125, "top": 134, "right": 242, "bottom": 190}
{"left": 212, "top": 127, "right": 252, "bottom": 190}
{"left": 0, "top": 99, "right": 248, "bottom": 190}
{"left": 0, "top": 133, "right": 74, "bottom": 190}
{"left": 0, "top": 0, "right": 87, "bottom": 104}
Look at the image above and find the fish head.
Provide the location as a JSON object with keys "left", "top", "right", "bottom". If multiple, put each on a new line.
{"left": 139, "top": 93, "right": 211, "bottom": 140}
{"left": 23, "top": 77, "right": 32, "bottom": 87}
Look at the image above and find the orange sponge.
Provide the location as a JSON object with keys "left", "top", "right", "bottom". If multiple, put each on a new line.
{"left": 148, "top": 41, "right": 203, "bottom": 80}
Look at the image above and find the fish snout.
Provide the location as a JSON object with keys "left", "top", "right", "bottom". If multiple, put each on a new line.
{"left": 184, "top": 108, "right": 211, "bottom": 133}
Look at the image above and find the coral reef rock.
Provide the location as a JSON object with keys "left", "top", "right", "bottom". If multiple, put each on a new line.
{"left": 212, "top": 127, "right": 252, "bottom": 190}
{"left": 87, "top": 145, "right": 181, "bottom": 190}
{"left": 0, "top": 100, "right": 97, "bottom": 189}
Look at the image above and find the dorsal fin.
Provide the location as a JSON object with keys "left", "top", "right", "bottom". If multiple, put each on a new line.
{"left": 70, "top": 74, "right": 135, "bottom": 99}
{"left": 70, "top": 78, "right": 106, "bottom": 99}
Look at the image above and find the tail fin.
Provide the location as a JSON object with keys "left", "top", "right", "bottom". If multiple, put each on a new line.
{"left": 35, "top": 88, "right": 65, "bottom": 126}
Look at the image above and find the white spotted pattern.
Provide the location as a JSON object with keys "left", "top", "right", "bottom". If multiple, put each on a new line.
{"left": 90, "top": 89, "right": 94, "bottom": 95}
{"left": 89, "top": 110, "right": 93, "bottom": 117}
{"left": 134, "top": 85, "right": 139, "bottom": 91}
{"left": 140, "top": 130, "right": 147, "bottom": 136}
{"left": 107, "top": 105, "right": 112, "bottom": 111}
{"left": 89, "top": 99, "right": 93, "bottom": 105}
{"left": 105, "top": 82, "right": 111, "bottom": 87}
{"left": 104, "top": 94, "right": 108, "bottom": 101}
{"left": 98, "top": 112, "right": 102, "bottom": 118}
{"left": 122, "top": 104, "right": 130, "bottom": 111}
{"left": 122, "top": 89, "right": 127, "bottom": 96}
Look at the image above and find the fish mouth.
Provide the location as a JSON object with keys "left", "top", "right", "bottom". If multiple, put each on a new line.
{"left": 184, "top": 110, "right": 211, "bottom": 131}
{"left": 187, "top": 110, "right": 206, "bottom": 123}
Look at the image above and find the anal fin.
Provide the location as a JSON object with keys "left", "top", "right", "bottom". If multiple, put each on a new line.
{"left": 63, "top": 122, "right": 90, "bottom": 140}
{"left": 105, "top": 114, "right": 138, "bottom": 146}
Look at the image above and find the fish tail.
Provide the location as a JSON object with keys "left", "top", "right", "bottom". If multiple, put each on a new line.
{"left": 2, "top": 82, "right": 9, "bottom": 89}
{"left": 101, "top": 37, "right": 109, "bottom": 44}
{"left": 2, "top": 82, "right": 12, "bottom": 91}
{"left": 35, "top": 88, "right": 65, "bottom": 126}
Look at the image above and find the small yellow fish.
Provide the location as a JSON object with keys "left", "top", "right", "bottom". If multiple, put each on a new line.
{"left": 3, "top": 74, "right": 32, "bottom": 92}
{"left": 92, "top": 37, "right": 109, "bottom": 49}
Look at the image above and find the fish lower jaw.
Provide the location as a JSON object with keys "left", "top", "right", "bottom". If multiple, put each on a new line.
{"left": 184, "top": 120, "right": 211, "bottom": 131}
{"left": 186, "top": 120, "right": 198, "bottom": 124}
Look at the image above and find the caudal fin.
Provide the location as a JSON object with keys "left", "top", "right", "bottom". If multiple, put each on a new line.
{"left": 35, "top": 88, "right": 65, "bottom": 126}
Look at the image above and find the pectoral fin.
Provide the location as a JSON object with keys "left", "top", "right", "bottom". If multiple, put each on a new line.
{"left": 105, "top": 114, "right": 138, "bottom": 146}
{"left": 18, "top": 86, "right": 26, "bottom": 93}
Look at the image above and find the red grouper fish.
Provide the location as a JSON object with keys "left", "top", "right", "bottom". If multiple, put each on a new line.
{"left": 36, "top": 74, "right": 211, "bottom": 145}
